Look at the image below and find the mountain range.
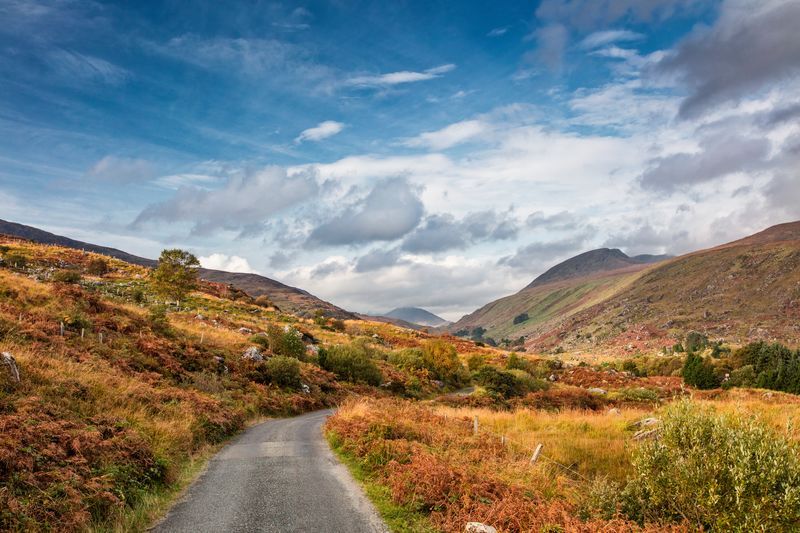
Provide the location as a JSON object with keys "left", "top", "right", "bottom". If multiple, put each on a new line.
{"left": 449, "top": 221, "right": 800, "bottom": 352}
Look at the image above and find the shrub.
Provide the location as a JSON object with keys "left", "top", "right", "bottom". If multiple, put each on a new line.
{"left": 506, "top": 352, "right": 531, "bottom": 372}
{"left": 466, "top": 352, "right": 486, "bottom": 372}
{"left": 3, "top": 253, "right": 27, "bottom": 268}
{"left": 506, "top": 369, "right": 548, "bottom": 394}
{"left": 330, "top": 318, "right": 346, "bottom": 332}
{"left": 52, "top": 269, "right": 82, "bottom": 284}
{"left": 318, "top": 343, "right": 383, "bottom": 386}
{"left": 148, "top": 305, "right": 171, "bottom": 335}
{"left": 63, "top": 312, "right": 92, "bottom": 332}
{"left": 513, "top": 312, "right": 529, "bottom": 325}
{"left": 266, "top": 324, "right": 306, "bottom": 360}
{"left": 682, "top": 352, "right": 720, "bottom": 389}
{"left": 254, "top": 295, "right": 274, "bottom": 308}
{"left": 420, "top": 339, "right": 465, "bottom": 385}
{"left": 623, "top": 401, "right": 800, "bottom": 531}
{"left": 684, "top": 331, "right": 708, "bottom": 352}
{"left": 725, "top": 364, "right": 756, "bottom": 388}
{"left": 250, "top": 334, "right": 270, "bottom": 350}
{"left": 388, "top": 348, "right": 424, "bottom": 370}
{"left": 474, "top": 366, "right": 525, "bottom": 398}
{"left": 611, "top": 387, "right": 658, "bottom": 403}
{"left": 86, "top": 258, "right": 110, "bottom": 276}
{"left": 263, "top": 356, "right": 302, "bottom": 389}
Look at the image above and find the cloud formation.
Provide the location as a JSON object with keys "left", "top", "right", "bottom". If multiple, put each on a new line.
{"left": 133, "top": 166, "right": 318, "bottom": 234}
{"left": 655, "top": 0, "right": 800, "bottom": 118}
{"left": 403, "top": 120, "right": 487, "bottom": 150}
{"left": 579, "top": 29, "right": 644, "bottom": 49}
{"left": 199, "top": 253, "right": 259, "bottom": 273}
{"left": 295, "top": 120, "right": 344, "bottom": 143}
{"left": 639, "top": 132, "right": 770, "bottom": 192}
{"left": 402, "top": 210, "right": 519, "bottom": 253}
{"left": 306, "top": 177, "right": 424, "bottom": 247}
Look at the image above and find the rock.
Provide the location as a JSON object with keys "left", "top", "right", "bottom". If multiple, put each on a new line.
{"left": 432, "top": 380, "right": 445, "bottom": 389}
{"left": 300, "top": 383, "right": 311, "bottom": 394}
{"left": 195, "top": 314, "right": 205, "bottom": 320}
{"left": 241, "top": 347, "right": 264, "bottom": 362}
{"left": 213, "top": 356, "right": 228, "bottom": 374}
{"left": 465, "top": 523, "right": 497, "bottom": 533}
{"left": 588, "top": 387, "right": 607, "bottom": 395}
{"left": 548, "top": 374, "right": 558, "bottom": 382}
{"left": 627, "top": 417, "right": 660, "bottom": 431}
{"left": 2, "top": 352, "right": 20, "bottom": 383}
{"left": 238, "top": 327, "right": 253, "bottom": 334}
{"left": 608, "top": 408, "right": 621, "bottom": 415}
{"left": 307, "top": 344, "right": 320, "bottom": 355}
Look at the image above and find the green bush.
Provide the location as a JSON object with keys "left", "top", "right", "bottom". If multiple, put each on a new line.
{"left": 513, "top": 312, "right": 529, "bottom": 325}
{"left": 611, "top": 387, "right": 658, "bottom": 403}
{"left": 250, "top": 334, "right": 270, "bottom": 350}
{"left": 3, "top": 253, "right": 27, "bottom": 268}
{"left": 263, "top": 356, "right": 302, "bottom": 389}
{"left": 682, "top": 352, "right": 720, "bottom": 389}
{"left": 148, "top": 305, "right": 171, "bottom": 335}
{"left": 466, "top": 352, "right": 486, "bottom": 372}
{"left": 623, "top": 401, "right": 800, "bottom": 531}
{"left": 473, "top": 366, "right": 547, "bottom": 398}
{"left": 684, "top": 331, "right": 708, "bottom": 352}
{"left": 267, "top": 324, "right": 306, "bottom": 360}
{"left": 52, "top": 270, "right": 81, "bottom": 283}
{"left": 318, "top": 343, "right": 382, "bottom": 386}
{"left": 725, "top": 364, "right": 756, "bottom": 389}
{"left": 388, "top": 348, "right": 424, "bottom": 370}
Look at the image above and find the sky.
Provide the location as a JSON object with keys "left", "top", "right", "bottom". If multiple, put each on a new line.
{"left": 1, "top": 0, "right": 799, "bottom": 320}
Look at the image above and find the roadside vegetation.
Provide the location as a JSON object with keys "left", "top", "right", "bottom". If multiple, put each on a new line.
{"left": 3, "top": 237, "right": 800, "bottom": 532}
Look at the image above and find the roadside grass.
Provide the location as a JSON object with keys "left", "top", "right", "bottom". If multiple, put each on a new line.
{"left": 326, "top": 430, "right": 440, "bottom": 533}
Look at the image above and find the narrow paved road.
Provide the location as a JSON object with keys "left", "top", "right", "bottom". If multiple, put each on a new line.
{"left": 152, "top": 409, "right": 387, "bottom": 533}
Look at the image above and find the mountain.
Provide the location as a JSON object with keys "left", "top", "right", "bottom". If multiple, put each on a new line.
{"left": 0, "top": 219, "right": 355, "bottom": 319}
{"left": 449, "top": 221, "right": 800, "bottom": 352}
{"left": 383, "top": 307, "right": 449, "bottom": 327}
{"left": 526, "top": 248, "right": 670, "bottom": 288}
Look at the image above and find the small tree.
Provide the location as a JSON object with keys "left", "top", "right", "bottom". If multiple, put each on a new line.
{"left": 150, "top": 249, "right": 199, "bottom": 304}
{"left": 682, "top": 352, "right": 720, "bottom": 389}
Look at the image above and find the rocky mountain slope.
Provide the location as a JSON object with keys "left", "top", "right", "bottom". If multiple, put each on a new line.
{"left": 0, "top": 219, "right": 354, "bottom": 319}
{"left": 450, "top": 222, "right": 800, "bottom": 353}
{"left": 384, "top": 307, "right": 449, "bottom": 327}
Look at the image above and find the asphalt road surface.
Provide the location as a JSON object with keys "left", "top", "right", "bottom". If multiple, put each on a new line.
{"left": 152, "top": 409, "right": 387, "bottom": 533}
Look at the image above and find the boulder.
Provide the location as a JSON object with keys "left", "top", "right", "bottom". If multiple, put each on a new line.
{"left": 300, "top": 383, "right": 311, "bottom": 394}
{"left": 213, "top": 356, "right": 228, "bottom": 374}
{"left": 238, "top": 327, "right": 253, "bottom": 334}
{"left": 465, "top": 523, "right": 497, "bottom": 533}
{"left": 588, "top": 387, "right": 607, "bottom": 395}
{"left": 608, "top": 407, "right": 621, "bottom": 415}
{"left": 241, "top": 347, "right": 264, "bottom": 362}
{"left": 2, "top": 352, "right": 20, "bottom": 383}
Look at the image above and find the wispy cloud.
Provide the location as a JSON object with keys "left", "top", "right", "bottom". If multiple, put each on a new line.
{"left": 487, "top": 26, "right": 509, "bottom": 37}
{"left": 403, "top": 119, "right": 487, "bottom": 150}
{"left": 295, "top": 120, "right": 345, "bottom": 143}
{"left": 579, "top": 29, "right": 644, "bottom": 49}
{"left": 46, "top": 49, "right": 130, "bottom": 85}
{"left": 87, "top": 156, "right": 153, "bottom": 183}
{"left": 345, "top": 64, "right": 456, "bottom": 87}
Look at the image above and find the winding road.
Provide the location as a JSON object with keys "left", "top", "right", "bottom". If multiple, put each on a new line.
{"left": 151, "top": 409, "right": 387, "bottom": 533}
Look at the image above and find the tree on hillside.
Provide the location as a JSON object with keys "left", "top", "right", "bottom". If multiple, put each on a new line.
{"left": 682, "top": 352, "right": 720, "bottom": 389}
{"left": 150, "top": 249, "right": 200, "bottom": 304}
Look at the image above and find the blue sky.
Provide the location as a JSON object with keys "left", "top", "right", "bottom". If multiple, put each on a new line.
{"left": 1, "top": 0, "right": 799, "bottom": 319}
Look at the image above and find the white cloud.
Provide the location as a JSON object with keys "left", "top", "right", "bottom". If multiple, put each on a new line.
{"left": 199, "top": 253, "right": 259, "bottom": 274}
{"left": 579, "top": 29, "right": 644, "bottom": 49}
{"left": 88, "top": 156, "right": 155, "bottom": 183}
{"left": 487, "top": 26, "right": 509, "bottom": 37}
{"left": 403, "top": 120, "right": 487, "bottom": 150}
{"left": 295, "top": 120, "right": 345, "bottom": 143}
{"left": 345, "top": 64, "right": 456, "bottom": 87}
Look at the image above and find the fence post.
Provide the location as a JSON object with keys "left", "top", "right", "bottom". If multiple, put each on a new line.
{"left": 60, "top": 322, "right": 64, "bottom": 336}
{"left": 530, "top": 443, "right": 543, "bottom": 465}
{"left": 473, "top": 416, "right": 479, "bottom": 435}
{"left": 501, "top": 435, "right": 506, "bottom": 446}
{"left": 81, "top": 328, "right": 85, "bottom": 340}
{"left": 99, "top": 332, "right": 103, "bottom": 345}
{"left": 200, "top": 332, "right": 204, "bottom": 344}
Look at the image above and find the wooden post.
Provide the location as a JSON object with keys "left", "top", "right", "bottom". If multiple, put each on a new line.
{"left": 200, "top": 332, "right": 204, "bottom": 344}
{"left": 501, "top": 435, "right": 506, "bottom": 446}
{"left": 99, "top": 332, "right": 103, "bottom": 345}
{"left": 530, "top": 443, "right": 543, "bottom": 465}
{"left": 60, "top": 322, "right": 64, "bottom": 336}
{"left": 473, "top": 416, "right": 479, "bottom": 435}
{"left": 81, "top": 328, "right": 85, "bottom": 340}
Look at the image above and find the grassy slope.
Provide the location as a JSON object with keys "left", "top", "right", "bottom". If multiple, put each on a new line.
{"left": 0, "top": 238, "right": 495, "bottom": 531}
{"left": 451, "top": 222, "right": 800, "bottom": 354}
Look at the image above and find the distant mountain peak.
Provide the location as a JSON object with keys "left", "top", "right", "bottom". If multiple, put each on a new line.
{"left": 384, "top": 307, "right": 448, "bottom": 327}
{"left": 525, "top": 248, "right": 670, "bottom": 289}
